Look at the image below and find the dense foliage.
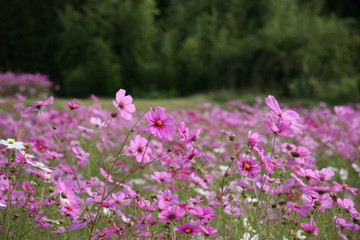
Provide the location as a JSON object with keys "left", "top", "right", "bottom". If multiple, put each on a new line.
{"left": 0, "top": 89, "right": 359, "bottom": 239}
{"left": 1, "top": 0, "right": 360, "bottom": 101}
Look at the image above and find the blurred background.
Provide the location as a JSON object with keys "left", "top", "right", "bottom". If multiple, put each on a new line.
{"left": 1, "top": 0, "right": 360, "bottom": 103}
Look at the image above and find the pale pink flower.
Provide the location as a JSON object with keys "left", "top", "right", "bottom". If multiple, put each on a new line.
{"left": 24, "top": 96, "right": 54, "bottom": 113}
{"left": 247, "top": 130, "right": 262, "bottom": 151}
{"left": 188, "top": 206, "right": 218, "bottom": 219}
{"left": 112, "top": 89, "right": 135, "bottom": 120}
{"left": 336, "top": 198, "right": 359, "bottom": 219}
{"left": 265, "top": 95, "right": 303, "bottom": 135}
{"left": 287, "top": 202, "right": 309, "bottom": 216}
{"left": 151, "top": 171, "right": 172, "bottom": 183}
{"left": 265, "top": 95, "right": 300, "bottom": 121}
{"left": 333, "top": 181, "right": 357, "bottom": 195}
{"left": 309, "top": 168, "right": 335, "bottom": 182}
{"left": 128, "top": 135, "right": 152, "bottom": 163}
{"left": 334, "top": 216, "right": 360, "bottom": 231}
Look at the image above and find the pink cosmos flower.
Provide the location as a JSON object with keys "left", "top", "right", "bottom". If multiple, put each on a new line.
{"left": 70, "top": 217, "right": 91, "bottom": 230}
{"left": 128, "top": 135, "right": 152, "bottom": 163}
{"left": 300, "top": 219, "right": 319, "bottom": 235}
{"left": 287, "top": 202, "right": 309, "bottom": 216}
{"left": 334, "top": 216, "right": 360, "bottom": 231}
{"left": 100, "top": 168, "right": 113, "bottom": 183}
{"left": 145, "top": 107, "right": 175, "bottom": 140}
{"left": 175, "top": 223, "right": 200, "bottom": 236}
{"left": 247, "top": 130, "right": 262, "bottom": 152}
{"left": 112, "top": 89, "right": 136, "bottom": 120}
{"left": 151, "top": 171, "right": 173, "bottom": 183}
{"left": 135, "top": 212, "right": 157, "bottom": 231}
{"left": 303, "top": 192, "right": 332, "bottom": 212}
{"left": 199, "top": 225, "right": 218, "bottom": 236}
{"left": 157, "top": 200, "right": 172, "bottom": 212}
{"left": 59, "top": 202, "right": 81, "bottom": 219}
{"left": 22, "top": 181, "right": 35, "bottom": 195}
{"left": 266, "top": 95, "right": 300, "bottom": 120}
{"left": 111, "top": 192, "right": 131, "bottom": 205}
{"left": 309, "top": 168, "right": 335, "bottom": 182}
{"left": 264, "top": 116, "right": 294, "bottom": 137}
{"left": 178, "top": 122, "right": 189, "bottom": 137}
{"left": 190, "top": 173, "right": 209, "bottom": 189}
{"left": 333, "top": 181, "right": 357, "bottom": 195}
{"left": 282, "top": 143, "right": 310, "bottom": 158}
{"left": 237, "top": 155, "right": 260, "bottom": 177}
{"left": 184, "top": 148, "right": 201, "bottom": 164}
{"left": 188, "top": 206, "right": 218, "bottom": 219}
{"left": 336, "top": 198, "right": 359, "bottom": 219}
{"left": 158, "top": 205, "right": 185, "bottom": 222}
{"left": 157, "top": 190, "right": 179, "bottom": 204}
{"left": 265, "top": 95, "right": 303, "bottom": 136}
{"left": 24, "top": 96, "right": 54, "bottom": 113}
{"left": 66, "top": 101, "right": 79, "bottom": 110}
{"left": 180, "top": 129, "right": 201, "bottom": 147}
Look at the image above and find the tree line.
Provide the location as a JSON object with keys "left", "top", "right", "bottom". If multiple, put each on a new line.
{"left": 1, "top": 0, "right": 360, "bottom": 102}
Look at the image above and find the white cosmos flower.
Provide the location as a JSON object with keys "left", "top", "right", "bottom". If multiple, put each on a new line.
{"left": 20, "top": 150, "right": 35, "bottom": 158}
{"left": 295, "top": 230, "right": 307, "bottom": 239}
{"left": 43, "top": 217, "right": 60, "bottom": 225}
{"left": 240, "top": 233, "right": 259, "bottom": 240}
{"left": 26, "top": 160, "right": 53, "bottom": 172}
{"left": 0, "top": 202, "right": 6, "bottom": 207}
{"left": 339, "top": 168, "right": 348, "bottom": 181}
{"left": 0, "top": 138, "right": 25, "bottom": 150}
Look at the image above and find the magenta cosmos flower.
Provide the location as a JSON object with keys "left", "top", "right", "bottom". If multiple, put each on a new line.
{"left": 66, "top": 101, "right": 79, "bottom": 110}
{"left": 158, "top": 206, "right": 185, "bottom": 222}
{"left": 300, "top": 219, "right": 319, "bottom": 235}
{"left": 146, "top": 107, "right": 176, "bottom": 140}
{"left": 24, "top": 96, "right": 54, "bottom": 113}
{"left": 237, "top": 155, "right": 261, "bottom": 177}
{"left": 175, "top": 223, "right": 200, "bottom": 236}
{"left": 112, "top": 89, "right": 136, "bottom": 120}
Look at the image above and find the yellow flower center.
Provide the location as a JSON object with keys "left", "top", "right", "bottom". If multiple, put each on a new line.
{"left": 165, "top": 197, "right": 170, "bottom": 201}
{"left": 343, "top": 184, "right": 349, "bottom": 188}
{"left": 185, "top": 229, "right": 191, "bottom": 233}
{"left": 8, "top": 140, "right": 15, "bottom": 144}
{"left": 295, "top": 204, "right": 300, "bottom": 209}
{"left": 156, "top": 120, "right": 162, "bottom": 126}
{"left": 244, "top": 163, "right": 251, "bottom": 170}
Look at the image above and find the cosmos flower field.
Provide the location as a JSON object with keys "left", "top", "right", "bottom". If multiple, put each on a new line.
{"left": 0, "top": 85, "right": 360, "bottom": 239}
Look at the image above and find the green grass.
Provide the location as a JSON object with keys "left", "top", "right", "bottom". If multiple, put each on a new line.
{"left": 14, "top": 91, "right": 321, "bottom": 112}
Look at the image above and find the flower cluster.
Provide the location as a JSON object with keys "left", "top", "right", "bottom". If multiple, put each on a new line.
{"left": 0, "top": 91, "right": 359, "bottom": 240}
{"left": 0, "top": 71, "right": 53, "bottom": 98}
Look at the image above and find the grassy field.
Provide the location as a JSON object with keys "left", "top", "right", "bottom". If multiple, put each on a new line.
{"left": 14, "top": 90, "right": 321, "bottom": 112}
{"left": 1, "top": 92, "right": 359, "bottom": 240}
